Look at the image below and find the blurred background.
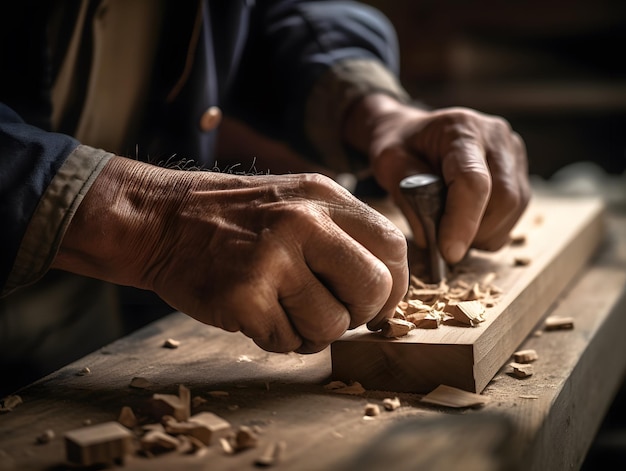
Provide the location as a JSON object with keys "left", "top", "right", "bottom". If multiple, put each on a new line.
{"left": 359, "top": 1, "right": 626, "bottom": 467}
{"left": 363, "top": 0, "right": 626, "bottom": 178}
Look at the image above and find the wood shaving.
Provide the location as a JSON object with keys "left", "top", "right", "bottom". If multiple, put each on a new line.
{"left": 421, "top": 385, "right": 489, "bottom": 408}
{"left": 508, "top": 362, "right": 534, "bottom": 378}
{"left": 118, "top": 406, "right": 137, "bottom": 429}
{"left": 382, "top": 397, "right": 401, "bottom": 411}
{"left": 140, "top": 430, "right": 180, "bottom": 453}
{"left": 0, "top": 395, "right": 22, "bottom": 412}
{"left": 395, "top": 272, "right": 501, "bottom": 328}
{"left": 323, "top": 381, "right": 348, "bottom": 390}
{"left": 220, "top": 437, "right": 234, "bottom": 454}
{"left": 363, "top": 404, "right": 380, "bottom": 417}
{"left": 129, "top": 377, "right": 152, "bottom": 389}
{"left": 224, "top": 425, "right": 258, "bottom": 452}
{"left": 448, "top": 300, "right": 486, "bottom": 327}
{"left": 408, "top": 313, "right": 441, "bottom": 329}
{"left": 510, "top": 233, "right": 527, "bottom": 246}
{"left": 162, "top": 338, "right": 181, "bottom": 349}
{"left": 513, "top": 349, "right": 538, "bottom": 363}
{"left": 76, "top": 367, "right": 91, "bottom": 376}
{"left": 380, "top": 318, "right": 415, "bottom": 338}
{"left": 255, "top": 441, "right": 286, "bottom": 467}
{"left": 544, "top": 316, "right": 575, "bottom": 331}
{"left": 192, "top": 396, "right": 207, "bottom": 408}
{"left": 36, "top": 429, "right": 55, "bottom": 444}
{"left": 324, "top": 381, "right": 365, "bottom": 395}
{"left": 149, "top": 384, "right": 191, "bottom": 422}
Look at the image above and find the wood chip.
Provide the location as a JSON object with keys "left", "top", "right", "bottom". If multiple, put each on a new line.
{"left": 220, "top": 437, "right": 234, "bottom": 454}
{"left": 406, "top": 312, "right": 441, "bottom": 329}
{"left": 218, "top": 426, "right": 258, "bottom": 455}
{"left": 421, "top": 385, "right": 490, "bottom": 408}
{"left": 192, "top": 396, "right": 207, "bottom": 408}
{"left": 185, "top": 412, "right": 232, "bottom": 446}
{"left": 129, "top": 377, "right": 152, "bottom": 389}
{"left": 380, "top": 318, "right": 415, "bottom": 338}
{"left": 140, "top": 430, "right": 180, "bottom": 453}
{"left": 448, "top": 300, "right": 485, "bottom": 326}
{"left": 544, "top": 316, "right": 575, "bottom": 331}
{"left": 519, "top": 395, "right": 539, "bottom": 400}
{"left": 513, "top": 349, "right": 539, "bottom": 363}
{"left": 117, "top": 406, "right": 137, "bottom": 429}
{"left": 508, "top": 362, "right": 534, "bottom": 378}
{"left": 162, "top": 338, "right": 180, "bottom": 349}
{"left": 65, "top": 422, "right": 134, "bottom": 466}
{"left": 149, "top": 384, "right": 191, "bottom": 421}
{"left": 394, "top": 305, "right": 407, "bottom": 319}
{"left": 0, "top": 395, "right": 22, "bottom": 412}
{"left": 255, "top": 441, "right": 286, "bottom": 467}
{"left": 514, "top": 256, "right": 532, "bottom": 266}
{"left": 328, "top": 382, "right": 365, "bottom": 395}
{"left": 510, "top": 233, "right": 527, "bottom": 246}
{"left": 382, "top": 397, "right": 401, "bottom": 411}
{"left": 363, "top": 403, "right": 380, "bottom": 417}
{"left": 163, "top": 414, "right": 230, "bottom": 447}
{"left": 207, "top": 390, "right": 229, "bottom": 398}
{"left": 323, "top": 381, "right": 348, "bottom": 390}
{"left": 76, "top": 367, "right": 91, "bottom": 376}
{"left": 36, "top": 429, "right": 55, "bottom": 444}
{"left": 400, "top": 272, "right": 501, "bottom": 323}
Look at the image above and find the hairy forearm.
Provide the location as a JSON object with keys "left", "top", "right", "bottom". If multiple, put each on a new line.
{"left": 51, "top": 154, "right": 409, "bottom": 353}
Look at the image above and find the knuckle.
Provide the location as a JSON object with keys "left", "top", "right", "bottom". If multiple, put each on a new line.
{"left": 345, "top": 264, "right": 394, "bottom": 326}
{"left": 296, "top": 340, "right": 329, "bottom": 354}
{"left": 491, "top": 115, "right": 514, "bottom": 133}
{"left": 462, "top": 169, "right": 492, "bottom": 195}
{"left": 475, "top": 233, "right": 509, "bottom": 252}
{"left": 298, "top": 172, "right": 343, "bottom": 196}
{"left": 493, "top": 182, "right": 521, "bottom": 211}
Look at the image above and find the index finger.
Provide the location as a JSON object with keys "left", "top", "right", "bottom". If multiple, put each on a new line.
{"left": 323, "top": 192, "right": 409, "bottom": 331}
{"left": 439, "top": 138, "right": 492, "bottom": 264}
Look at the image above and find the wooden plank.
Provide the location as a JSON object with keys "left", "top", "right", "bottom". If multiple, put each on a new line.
{"left": 331, "top": 194, "right": 606, "bottom": 393}
{"left": 0, "top": 210, "right": 624, "bottom": 471}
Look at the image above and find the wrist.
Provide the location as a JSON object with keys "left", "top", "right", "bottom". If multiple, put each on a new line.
{"left": 342, "top": 94, "right": 396, "bottom": 155}
{"left": 52, "top": 157, "right": 194, "bottom": 288}
{"left": 342, "top": 94, "right": 426, "bottom": 159}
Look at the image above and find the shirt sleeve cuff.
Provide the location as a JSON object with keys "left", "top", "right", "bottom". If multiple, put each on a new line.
{"left": 3, "top": 145, "right": 114, "bottom": 296}
{"left": 305, "top": 59, "right": 410, "bottom": 174}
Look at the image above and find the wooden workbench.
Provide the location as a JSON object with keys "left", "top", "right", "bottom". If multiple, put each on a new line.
{"left": 1, "top": 201, "right": 625, "bottom": 471}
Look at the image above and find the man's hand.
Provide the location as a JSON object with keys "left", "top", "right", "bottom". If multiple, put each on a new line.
{"left": 53, "top": 157, "right": 408, "bottom": 354}
{"left": 344, "top": 94, "right": 530, "bottom": 264}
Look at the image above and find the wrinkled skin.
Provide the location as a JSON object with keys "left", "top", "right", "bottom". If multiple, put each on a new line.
{"left": 54, "top": 95, "right": 529, "bottom": 356}
{"left": 54, "top": 159, "right": 409, "bottom": 354}
{"left": 344, "top": 94, "right": 531, "bottom": 264}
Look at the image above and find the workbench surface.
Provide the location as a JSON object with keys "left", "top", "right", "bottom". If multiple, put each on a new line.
{"left": 1, "top": 207, "right": 625, "bottom": 471}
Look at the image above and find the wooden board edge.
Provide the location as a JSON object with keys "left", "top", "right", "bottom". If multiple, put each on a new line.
{"left": 332, "top": 198, "right": 606, "bottom": 394}
{"left": 331, "top": 341, "right": 477, "bottom": 393}
{"left": 473, "top": 201, "right": 606, "bottom": 391}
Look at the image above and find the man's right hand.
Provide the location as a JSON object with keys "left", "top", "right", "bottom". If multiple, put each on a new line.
{"left": 53, "top": 156, "right": 408, "bottom": 354}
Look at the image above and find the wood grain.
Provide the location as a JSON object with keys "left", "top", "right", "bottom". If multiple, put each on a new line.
{"left": 331, "top": 195, "right": 606, "bottom": 393}
{"left": 0, "top": 198, "right": 624, "bottom": 471}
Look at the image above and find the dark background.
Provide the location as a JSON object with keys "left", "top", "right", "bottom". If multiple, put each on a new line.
{"left": 363, "top": 0, "right": 626, "bottom": 178}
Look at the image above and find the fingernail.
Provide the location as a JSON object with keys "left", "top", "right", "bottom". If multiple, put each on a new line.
{"left": 445, "top": 241, "right": 467, "bottom": 264}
